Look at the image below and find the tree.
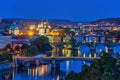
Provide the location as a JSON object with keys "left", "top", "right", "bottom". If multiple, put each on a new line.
{"left": 65, "top": 71, "right": 76, "bottom": 80}
{"left": 14, "top": 45, "right": 20, "bottom": 52}
{"left": 21, "top": 43, "right": 29, "bottom": 50}
{"left": 66, "top": 53, "right": 117, "bottom": 80}
{"left": 102, "top": 72, "right": 114, "bottom": 80}
{"left": 21, "top": 45, "right": 39, "bottom": 56}
{"left": 31, "top": 36, "right": 52, "bottom": 52}
{"left": 115, "top": 55, "right": 120, "bottom": 80}
{"left": 4, "top": 44, "right": 12, "bottom": 51}
{"left": 0, "top": 51, "right": 12, "bottom": 61}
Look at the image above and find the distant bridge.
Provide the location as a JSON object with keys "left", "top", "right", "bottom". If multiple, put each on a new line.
{"left": 16, "top": 56, "right": 100, "bottom": 68}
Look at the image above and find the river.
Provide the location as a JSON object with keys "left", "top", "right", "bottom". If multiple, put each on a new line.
{"left": 0, "top": 60, "right": 82, "bottom": 80}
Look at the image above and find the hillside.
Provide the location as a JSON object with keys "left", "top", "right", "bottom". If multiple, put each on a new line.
{"left": 91, "top": 18, "right": 120, "bottom": 25}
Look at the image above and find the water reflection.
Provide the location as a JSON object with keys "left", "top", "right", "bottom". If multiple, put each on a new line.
{"left": 0, "top": 61, "right": 82, "bottom": 80}
{"left": 27, "top": 65, "right": 51, "bottom": 77}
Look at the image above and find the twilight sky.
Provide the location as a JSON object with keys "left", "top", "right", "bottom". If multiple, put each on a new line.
{"left": 0, "top": 0, "right": 120, "bottom": 21}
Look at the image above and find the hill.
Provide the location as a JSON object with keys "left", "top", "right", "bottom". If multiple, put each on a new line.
{"left": 91, "top": 18, "right": 120, "bottom": 25}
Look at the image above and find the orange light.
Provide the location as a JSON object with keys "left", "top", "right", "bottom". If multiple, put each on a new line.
{"left": 113, "top": 27, "right": 118, "bottom": 31}
{"left": 28, "top": 31, "right": 34, "bottom": 36}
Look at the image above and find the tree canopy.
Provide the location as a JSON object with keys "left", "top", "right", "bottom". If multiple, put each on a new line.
{"left": 66, "top": 53, "right": 120, "bottom": 80}
{"left": 31, "top": 36, "right": 52, "bottom": 52}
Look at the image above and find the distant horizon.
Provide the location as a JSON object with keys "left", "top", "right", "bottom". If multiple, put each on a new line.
{"left": 1, "top": 17, "right": 120, "bottom": 23}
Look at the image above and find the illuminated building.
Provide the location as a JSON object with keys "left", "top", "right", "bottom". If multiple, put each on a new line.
{"left": 62, "top": 44, "right": 72, "bottom": 57}
{"left": 37, "top": 21, "right": 51, "bottom": 35}
{"left": 29, "top": 24, "right": 35, "bottom": 30}
{"left": 63, "top": 34, "right": 71, "bottom": 43}
{"left": 112, "top": 26, "right": 118, "bottom": 31}
{"left": 27, "top": 30, "right": 34, "bottom": 36}
{"left": 46, "top": 30, "right": 61, "bottom": 43}
{"left": 9, "top": 22, "right": 19, "bottom": 35}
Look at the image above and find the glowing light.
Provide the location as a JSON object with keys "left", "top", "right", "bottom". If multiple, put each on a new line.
{"left": 57, "top": 75, "right": 60, "bottom": 80}
{"left": 29, "top": 25, "right": 35, "bottom": 30}
{"left": 83, "top": 53, "right": 86, "bottom": 58}
{"left": 113, "top": 26, "right": 118, "bottom": 31}
{"left": 78, "top": 50, "right": 81, "bottom": 57}
{"left": 66, "top": 61, "right": 70, "bottom": 73}
{"left": 105, "top": 47, "right": 108, "bottom": 53}
{"left": 28, "top": 31, "right": 34, "bottom": 36}
{"left": 30, "top": 26, "right": 34, "bottom": 30}
{"left": 36, "top": 28, "right": 39, "bottom": 31}
{"left": 44, "top": 22, "right": 47, "bottom": 25}
{"left": 94, "top": 53, "right": 96, "bottom": 58}
{"left": 32, "top": 68, "right": 35, "bottom": 77}
{"left": 89, "top": 53, "right": 91, "bottom": 58}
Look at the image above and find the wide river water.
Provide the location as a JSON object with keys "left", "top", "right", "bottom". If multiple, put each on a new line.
{"left": 0, "top": 60, "right": 82, "bottom": 80}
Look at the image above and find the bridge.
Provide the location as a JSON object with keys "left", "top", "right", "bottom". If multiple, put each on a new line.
{"left": 15, "top": 56, "right": 100, "bottom": 68}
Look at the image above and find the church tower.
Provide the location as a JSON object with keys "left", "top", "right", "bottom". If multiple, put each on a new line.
{"left": 37, "top": 21, "right": 51, "bottom": 35}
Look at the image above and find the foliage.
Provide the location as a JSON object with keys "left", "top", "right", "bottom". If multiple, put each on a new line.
{"left": 21, "top": 44, "right": 29, "bottom": 50}
{"left": 0, "top": 51, "right": 12, "bottom": 61}
{"left": 14, "top": 45, "right": 21, "bottom": 51}
{"left": 4, "top": 44, "right": 11, "bottom": 50}
{"left": 69, "top": 38, "right": 77, "bottom": 46}
{"left": 31, "top": 36, "right": 52, "bottom": 52}
{"left": 66, "top": 53, "right": 120, "bottom": 80}
{"left": 4, "top": 44, "right": 13, "bottom": 52}
{"left": 21, "top": 45, "right": 39, "bottom": 56}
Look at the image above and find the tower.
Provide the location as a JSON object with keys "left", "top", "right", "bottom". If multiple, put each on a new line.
{"left": 37, "top": 21, "right": 51, "bottom": 35}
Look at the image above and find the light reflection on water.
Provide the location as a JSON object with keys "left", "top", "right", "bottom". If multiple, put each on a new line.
{"left": 0, "top": 60, "right": 82, "bottom": 80}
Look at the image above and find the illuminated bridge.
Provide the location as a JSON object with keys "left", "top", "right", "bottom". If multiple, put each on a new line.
{"left": 16, "top": 56, "right": 100, "bottom": 68}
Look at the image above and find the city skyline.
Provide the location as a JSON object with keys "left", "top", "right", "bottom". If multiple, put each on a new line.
{"left": 0, "top": 0, "right": 120, "bottom": 21}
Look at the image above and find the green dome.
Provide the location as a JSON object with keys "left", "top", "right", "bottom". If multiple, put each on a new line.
{"left": 10, "top": 24, "right": 19, "bottom": 30}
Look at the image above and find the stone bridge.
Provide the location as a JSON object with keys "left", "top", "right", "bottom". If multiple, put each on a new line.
{"left": 16, "top": 56, "right": 100, "bottom": 68}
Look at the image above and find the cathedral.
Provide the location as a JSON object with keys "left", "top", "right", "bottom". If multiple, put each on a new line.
{"left": 36, "top": 21, "right": 51, "bottom": 35}
{"left": 9, "top": 22, "right": 19, "bottom": 35}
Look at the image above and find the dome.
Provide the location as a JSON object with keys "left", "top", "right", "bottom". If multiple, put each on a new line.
{"left": 10, "top": 24, "right": 19, "bottom": 30}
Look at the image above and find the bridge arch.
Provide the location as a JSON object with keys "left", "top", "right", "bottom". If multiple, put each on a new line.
{"left": 113, "top": 45, "right": 120, "bottom": 57}
{"left": 79, "top": 45, "right": 90, "bottom": 57}
{"left": 95, "top": 44, "right": 107, "bottom": 56}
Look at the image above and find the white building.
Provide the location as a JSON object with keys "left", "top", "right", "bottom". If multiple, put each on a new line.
{"left": 36, "top": 21, "right": 51, "bottom": 35}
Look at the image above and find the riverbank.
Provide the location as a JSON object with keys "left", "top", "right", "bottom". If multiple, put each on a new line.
{"left": 0, "top": 61, "right": 15, "bottom": 71}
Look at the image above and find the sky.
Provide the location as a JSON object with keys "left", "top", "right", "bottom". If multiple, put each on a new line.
{"left": 0, "top": 0, "right": 120, "bottom": 21}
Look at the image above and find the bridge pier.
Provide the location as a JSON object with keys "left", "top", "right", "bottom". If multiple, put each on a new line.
{"left": 52, "top": 60, "right": 56, "bottom": 68}
{"left": 36, "top": 60, "right": 39, "bottom": 66}
{"left": 51, "top": 60, "right": 60, "bottom": 69}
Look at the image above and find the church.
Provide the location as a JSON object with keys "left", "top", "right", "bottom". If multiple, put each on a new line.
{"left": 36, "top": 21, "right": 51, "bottom": 35}
{"left": 9, "top": 22, "right": 19, "bottom": 35}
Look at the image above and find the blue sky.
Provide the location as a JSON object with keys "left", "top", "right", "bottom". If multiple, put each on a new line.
{"left": 0, "top": 0, "right": 120, "bottom": 21}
